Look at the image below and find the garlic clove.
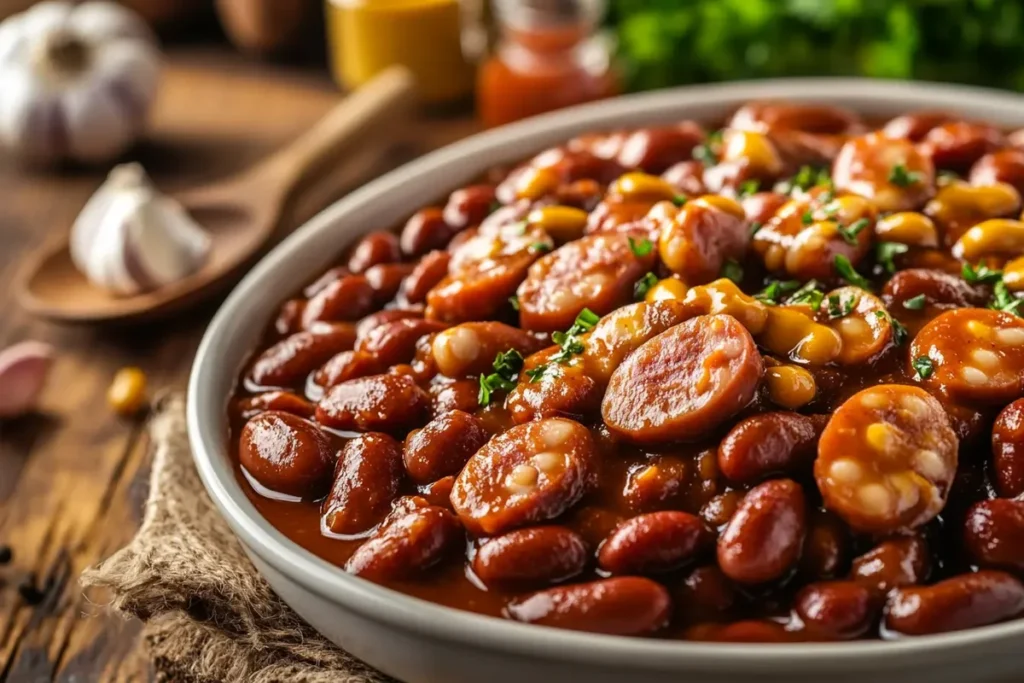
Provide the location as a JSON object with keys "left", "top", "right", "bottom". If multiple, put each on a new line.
{"left": 69, "top": 2, "right": 155, "bottom": 45}
{"left": 0, "top": 341, "right": 55, "bottom": 419}
{"left": 70, "top": 163, "right": 210, "bottom": 296}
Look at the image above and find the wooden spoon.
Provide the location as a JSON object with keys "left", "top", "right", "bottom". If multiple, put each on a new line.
{"left": 16, "top": 66, "right": 417, "bottom": 323}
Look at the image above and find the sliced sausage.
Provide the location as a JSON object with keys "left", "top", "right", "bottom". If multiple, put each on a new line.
{"left": 656, "top": 196, "right": 749, "bottom": 285}
{"left": 239, "top": 411, "right": 335, "bottom": 499}
{"left": 816, "top": 287, "right": 893, "bottom": 366}
{"left": 815, "top": 385, "right": 958, "bottom": 534}
{"left": 602, "top": 314, "right": 763, "bottom": 445}
{"left": 970, "top": 148, "right": 1024, "bottom": 195}
{"left": 431, "top": 322, "right": 548, "bottom": 378}
{"left": 910, "top": 308, "right": 1024, "bottom": 404}
{"left": 881, "top": 268, "right": 989, "bottom": 310}
{"left": 517, "top": 232, "right": 656, "bottom": 332}
{"left": 831, "top": 132, "right": 935, "bottom": 212}
{"left": 506, "top": 350, "right": 603, "bottom": 424}
{"left": 450, "top": 418, "right": 597, "bottom": 536}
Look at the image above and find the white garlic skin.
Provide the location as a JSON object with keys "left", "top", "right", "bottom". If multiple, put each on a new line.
{"left": 0, "top": 341, "right": 55, "bottom": 419}
{"left": 71, "top": 163, "right": 211, "bottom": 296}
{"left": 0, "top": 2, "right": 161, "bottom": 165}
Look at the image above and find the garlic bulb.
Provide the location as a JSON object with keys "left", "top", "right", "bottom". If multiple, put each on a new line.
{"left": 0, "top": 1, "right": 161, "bottom": 165}
{"left": 71, "top": 163, "right": 211, "bottom": 296}
{"left": 0, "top": 341, "right": 55, "bottom": 419}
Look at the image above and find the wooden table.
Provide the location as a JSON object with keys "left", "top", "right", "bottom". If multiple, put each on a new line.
{"left": 0, "top": 47, "right": 476, "bottom": 682}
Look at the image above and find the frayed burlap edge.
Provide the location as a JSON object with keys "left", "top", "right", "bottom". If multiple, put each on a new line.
{"left": 81, "top": 393, "right": 392, "bottom": 683}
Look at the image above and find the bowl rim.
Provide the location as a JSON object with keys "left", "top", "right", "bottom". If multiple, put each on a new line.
{"left": 188, "top": 77, "right": 1024, "bottom": 673}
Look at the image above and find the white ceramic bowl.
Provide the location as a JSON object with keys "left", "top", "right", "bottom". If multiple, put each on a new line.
{"left": 188, "top": 79, "right": 1024, "bottom": 683}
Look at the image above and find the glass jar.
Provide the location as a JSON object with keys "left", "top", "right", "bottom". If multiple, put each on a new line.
{"left": 477, "top": 0, "right": 618, "bottom": 128}
{"left": 325, "top": 0, "right": 478, "bottom": 105}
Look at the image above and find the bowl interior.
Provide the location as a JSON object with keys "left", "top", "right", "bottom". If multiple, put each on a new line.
{"left": 188, "top": 78, "right": 1024, "bottom": 672}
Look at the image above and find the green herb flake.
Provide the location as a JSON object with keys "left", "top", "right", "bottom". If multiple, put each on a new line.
{"left": 721, "top": 259, "right": 744, "bottom": 284}
{"left": 628, "top": 236, "right": 654, "bottom": 258}
{"left": 754, "top": 279, "right": 800, "bottom": 305}
{"left": 492, "top": 349, "right": 524, "bottom": 376}
{"left": 738, "top": 179, "right": 761, "bottom": 197}
{"left": 990, "top": 280, "right": 1024, "bottom": 317}
{"left": 937, "top": 170, "right": 960, "bottom": 185}
{"left": 912, "top": 355, "right": 935, "bottom": 380}
{"left": 634, "top": 272, "right": 660, "bottom": 300}
{"left": 693, "top": 144, "right": 717, "bottom": 166}
{"left": 876, "top": 242, "right": 910, "bottom": 274}
{"left": 529, "top": 241, "right": 551, "bottom": 254}
{"left": 508, "top": 295, "right": 520, "bottom": 311}
{"left": 672, "top": 194, "right": 689, "bottom": 207}
{"left": 801, "top": 210, "right": 815, "bottom": 226}
{"left": 903, "top": 294, "right": 927, "bottom": 310}
{"left": 827, "top": 292, "right": 859, "bottom": 319}
{"left": 477, "top": 348, "right": 526, "bottom": 406}
{"left": 525, "top": 365, "right": 550, "bottom": 383}
{"left": 788, "top": 280, "right": 825, "bottom": 310}
{"left": 837, "top": 218, "right": 870, "bottom": 246}
{"left": 874, "top": 310, "right": 908, "bottom": 345}
{"left": 962, "top": 262, "right": 1004, "bottom": 285}
{"left": 834, "top": 255, "right": 872, "bottom": 290}
{"left": 477, "top": 372, "right": 516, "bottom": 406}
{"left": 750, "top": 220, "right": 764, "bottom": 236}
{"left": 549, "top": 308, "right": 600, "bottom": 364}
{"left": 888, "top": 163, "right": 922, "bottom": 187}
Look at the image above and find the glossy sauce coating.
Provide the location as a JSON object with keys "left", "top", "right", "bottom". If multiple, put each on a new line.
{"left": 230, "top": 101, "right": 1024, "bottom": 643}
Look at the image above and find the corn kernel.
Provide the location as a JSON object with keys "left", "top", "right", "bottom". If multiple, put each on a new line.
{"left": 107, "top": 367, "right": 147, "bottom": 417}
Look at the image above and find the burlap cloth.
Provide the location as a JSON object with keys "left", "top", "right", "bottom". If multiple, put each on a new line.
{"left": 81, "top": 393, "right": 393, "bottom": 683}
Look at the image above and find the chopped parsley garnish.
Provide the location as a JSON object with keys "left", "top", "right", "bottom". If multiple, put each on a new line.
{"left": 888, "top": 163, "right": 922, "bottom": 187}
{"left": 750, "top": 220, "right": 764, "bottom": 236}
{"left": 477, "top": 349, "right": 524, "bottom": 405}
{"left": 874, "top": 310, "right": 908, "bottom": 345}
{"left": 876, "top": 242, "right": 909, "bottom": 274}
{"left": 837, "top": 218, "right": 870, "bottom": 246}
{"left": 903, "top": 294, "right": 927, "bottom": 310}
{"left": 755, "top": 279, "right": 801, "bottom": 305}
{"left": 834, "top": 255, "right": 872, "bottom": 290}
{"left": 628, "top": 236, "right": 654, "bottom": 257}
{"left": 738, "top": 179, "right": 761, "bottom": 197}
{"left": 525, "top": 365, "right": 550, "bottom": 383}
{"left": 693, "top": 144, "right": 717, "bottom": 166}
{"left": 721, "top": 259, "right": 744, "bottom": 284}
{"left": 549, "top": 308, "right": 600, "bottom": 364}
{"left": 822, "top": 200, "right": 840, "bottom": 217}
{"left": 789, "top": 280, "right": 826, "bottom": 309}
{"left": 801, "top": 210, "right": 815, "bottom": 226}
{"left": 990, "top": 280, "right": 1024, "bottom": 316}
{"left": 488, "top": 200, "right": 502, "bottom": 214}
{"left": 781, "top": 165, "right": 831, "bottom": 194}
{"left": 529, "top": 241, "right": 551, "bottom": 254}
{"left": 634, "top": 272, "right": 659, "bottom": 300}
{"left": 912, "top": 355, "right": 935, "bottom": 380}
{"left": 962, "top": 262, "right": 1003, "bottom": 284}
{"left": 508, "top": 295, "right": 520, "bottom": 311}
{"left": 672, "top": 194, "right": 689, "bottom": 207}
{"left": 937, "top": 170, "right": 960, "bottom": 184}
{"left": 827, "top": 292, "right": 859, "bottom": 319}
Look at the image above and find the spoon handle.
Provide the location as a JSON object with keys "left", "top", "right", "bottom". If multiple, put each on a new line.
{"left": 244, "top": 66, "right": 417, "bottom": 198}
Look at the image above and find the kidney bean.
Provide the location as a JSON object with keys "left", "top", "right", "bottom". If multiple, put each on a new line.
{"left": 881, "top": 112, "right": 953, "bottom": 141}
{"left": 794, "top": 581, "right": 877, "bottom": 640}
{"left": 429, "top": 378, "right": 480, "bottom": 416}
{"left": 347, "top": 231, "right": 401, "bottom": 274}
{"left": 354, "top": 318, "right": 449, "bottom": 368}
{"left": 910, "top": 308, "right": 1024, "bottom": 405}
{"left": 598, "top": 511, "right": 709, "bottom": 575}
{"left": 884, "top": 570, "right": 1024, "bottom": 636}
{"left": 364, "top": 263, "right": 415, "bottom": 305}
{"left": 623, "top": 456, "right": 690, "bottom": 512}
{"left": 699, "top": 491, "right": 744, "bottom": 529}
{"left": 616, "top": 123, "right": 705, "bottom": 173}
{"left": 718, "top": 411, "right": 819, "bottom": 485}
{"left": 506, "top": 354, "right": 603, "bottom": 425}
{"left": 444, "top": 185, "right": 496, "bottom": 230}
{"left": 603, "top": 315, "right": 763, "bottom": 445}
{"left": 403, "top": 410, "right": 490, "bottom": 483}
{"left": 249, "top": 324, "right": 357, "bottom": 388}
{"left": 431, "top": 322, "right": 548, "bottom": 379}
{"left": 473, "top": 526, "right": 588, "bottom": 589}
{"left": 355, "top": 308, "right": 423, "bottom": 342}
{"left": 799, "top": 509, "right": 849, "bottom": 580}
{"left": 970, "top": 148, "right": 1024, "bottom": 195}
{"left": 730, "top": 102, "right": 863, "bottom": 136}
{"left": 418, "top": 475, "right": 455, "bottom": 509}
{"left": 346, "top": 504, "right": 463, "bottom": 581}
{"left": 850, "top": 536, "right": 930, "bottom": 595}
{"left": 680, "top": 565, "right": 736, "bottom": 614}
{"left": 505, "top": 577, "right": 671, "bottom": 636}
{"left": 322, "top": 433, "right": 405, "bottom": 536}
{"left": 401, "top": 250, "right": 451, "bottom": 305}
{"left": 301, "top": 275, "right": 376, "bottom": 327}
{"left": 316, "top": 374, "right": 430, "bottom": 435}
{"left": 273, "top": 298, "right": 305, "bottom": 337}
{"left": 566, "top": 505, "right": 623, "bottom": 548}
{"left": 964, "top": 499, "right": 1024, "bottom": 571}
{"left": 235, "top": 391, "right": 314, "bottom": 421}
{"left": 451, "top": 418, "right": 597, "bottom": 536}
{"left": 881, "top": 268, "right": 989, "bottom": 311}
{"left": 993, "top": 399, "right": 1024, "bottom": 498}
{"left": 302, "top": 266, "right": 348, "bottom": 298}
{"left": 239, "top": 411, "right": 335, "bottom": 499}
{"left": 552, "top": 178, "right": 603, "bottom": 212}
{"left": 920, "top": 121, "right": 1007, "bottom": 171}
{"left": 400, "top": 208, "right": 453, "bottom": 257}
{"left": 717, "top": 479, "right": 807, "bottom": 584}
{"left": 815, "top": 385, "right": 959, "bottom": 534}
{"left": 687, "top": 620, "right": 795, "bottom": 643}
{"left": 517, "top": 232, "right": 656, "bottom": 333}
{"left": 313, "top": 350, "right": 387, "bottom": 389}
